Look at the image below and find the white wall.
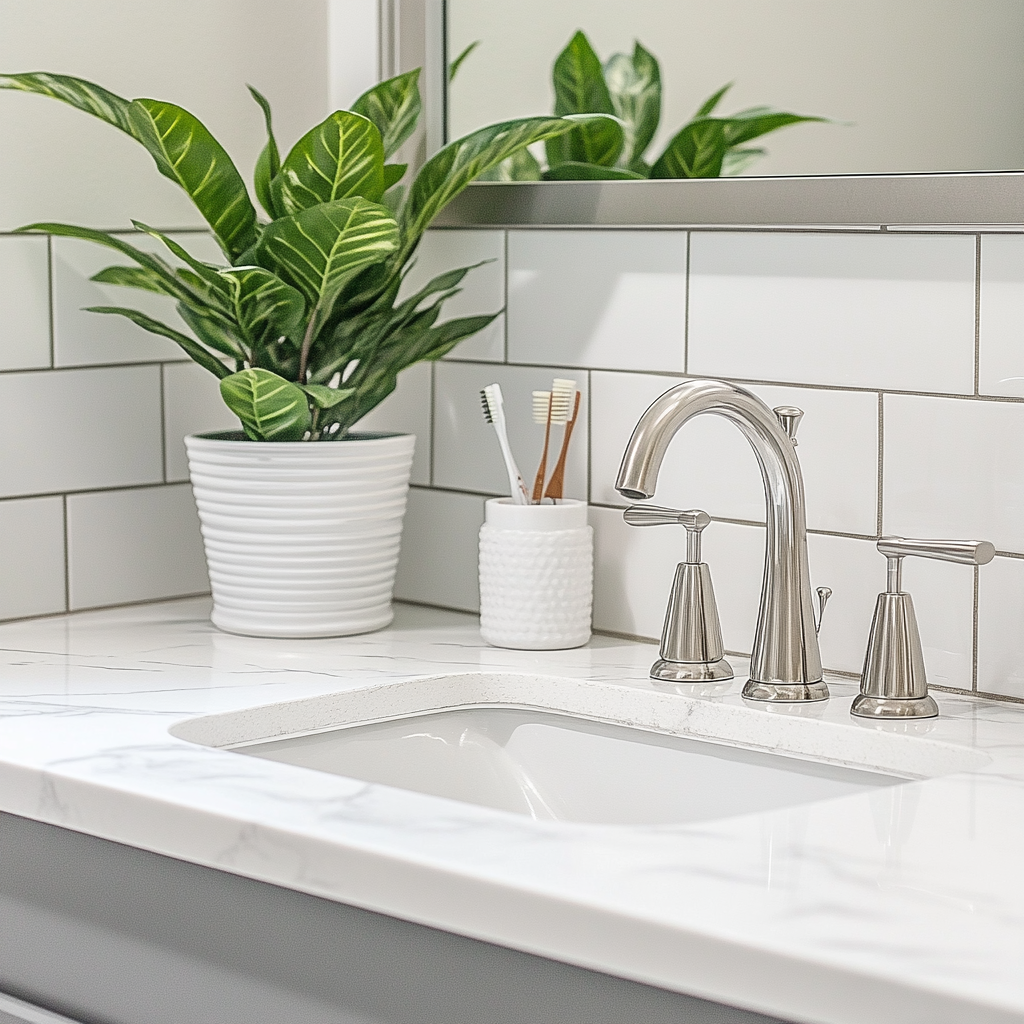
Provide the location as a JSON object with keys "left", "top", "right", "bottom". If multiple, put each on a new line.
{"left": 448, "top": 0, "right": 1024, "bottom": 175}
{"left": 0, "top": 0, "right": 334, "bottom": 619}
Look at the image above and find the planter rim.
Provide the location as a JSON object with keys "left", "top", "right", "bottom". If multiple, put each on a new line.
{"left": 188, "top": 430, "right": 411, "bottom": 447}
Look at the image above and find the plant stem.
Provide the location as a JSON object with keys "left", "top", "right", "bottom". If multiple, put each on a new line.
{"left": 297, "top": 310, "right": 319, "bottom": 384}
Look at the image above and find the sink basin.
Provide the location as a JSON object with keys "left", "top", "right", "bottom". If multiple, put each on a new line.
{"left": 172, "top": 672, "right": 987, "bottom": 827}
{"left": 234, "top": 705, "right": 900, "bottom": 825}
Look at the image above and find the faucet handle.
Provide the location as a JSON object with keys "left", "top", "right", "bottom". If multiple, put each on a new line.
{"left": 773, "top": 406, "right": 804, "bottom": 445}
{"left": 876, "top": 536, "right": 995, "bottom": 567}
{"left": 623, "top": 506, "right": 711, "bottom": 563}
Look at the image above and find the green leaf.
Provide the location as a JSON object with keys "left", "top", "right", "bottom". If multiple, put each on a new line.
{"left": 477, "top": 148, "right": 543, "bottom": 182}
{"left": 546, "top": 113, "right": 624, "bottom": 168}
{"left": 86, "top": 306, "right": 231, "bottom": 378}
{"left": 278, "top": 110, "right": 385, "bottom": 213}
{"left": 352, "top": 70, "right": 421, "bottom": 160}
{"left": 176, "top": 304, "right": 247, "bottom": 359}
{"left": 695, "top": 83, "right": 732, "bottom": 118}
{"left": 551, "top": 31, "right": 614, "bottom": 116}
{"left": 449, "top": 41, "right": 480, "bottom": 82}
{"left": 0, "top": 72, "right": 135, "bottom": 134}
{"left": 126, "top": 98, "right": 258, "bottom": 259}
{"left": 248, "top": 85, "right": 282, "bottom": 219}
{"left": 91, "top": 265, "right": 171, "bottom": 294}
{"left": 300, "top": 383, "right": 355, "bottom": 410}
{"left": 542, "top": 161, "right": 643, "bottom": 180}
{"left": 722, "top": 108, "right": 829, "bottom": 147}
{"left": 383, "top": 163, "right": 407, "bottom": 190}
{"left": 218, "top": 266, "right": 306, "bottom": 350}
{"left": 399, "top": 115, "right": 586, "bottom": 260}
{"left": 651, "top": 118, "right": 730, "bottom": 178}
{"left": 131, "top": 221, "right": 230, "bottom": 297}
{"left": 722, "top": 147, "right": 766, "bottom": 176}
{"left": 604, "top": 42, "right": 661, "bottom": 166}
{"left": 220, "top": 368, "right": 311, "bottom": 441}
{"left": 255, "top": 198, "right": 399, "bottom": 316}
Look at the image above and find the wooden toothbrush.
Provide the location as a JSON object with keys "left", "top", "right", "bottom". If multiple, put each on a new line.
{"left": 542, "top": 389, "right": 581, "bottom": 502}
{"left": 531, "top": 390, "right": 553, "bottom": 503}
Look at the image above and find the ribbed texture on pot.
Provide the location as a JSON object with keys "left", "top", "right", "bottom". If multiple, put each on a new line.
{"left": 185, "top": 431, "right": 415, "bottom": 638}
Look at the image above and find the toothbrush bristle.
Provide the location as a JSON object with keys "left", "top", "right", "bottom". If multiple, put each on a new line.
{"left": 532, "top": 391, "right": 552, "bottom": 424}
{"left": 550, "top": 378, "right": 576, "bottom": 424}
{"left": 481, "top": 383, "right": 503, "bottom": 424}
{"left": 480, "top": 390, "right": 494, "bottom": 423}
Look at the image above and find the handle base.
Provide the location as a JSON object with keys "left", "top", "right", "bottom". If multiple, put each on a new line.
{"left": 851, "top": 693, "right": 938, "bottom": 720}
{"left": 651, "top": 656, "right": 734, "bottom": 683}
{"left": 742, "top": 679, "right": 830, "bottom": 703}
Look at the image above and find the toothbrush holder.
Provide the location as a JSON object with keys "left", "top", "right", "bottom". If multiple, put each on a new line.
{"left": 478, "top": 498, "right": 593, "bottom": 650}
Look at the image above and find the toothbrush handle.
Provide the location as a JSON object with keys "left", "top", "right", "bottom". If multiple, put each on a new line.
{"left": 495, "top": 416, "right": 530, "bottom": 505}
{"left": 543, "top": 392, "right": 581, "bottom": 501}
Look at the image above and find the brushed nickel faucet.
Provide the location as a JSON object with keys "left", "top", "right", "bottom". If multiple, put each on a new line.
{"left": 615, "top": 379, "right": 828, "bottom": 703}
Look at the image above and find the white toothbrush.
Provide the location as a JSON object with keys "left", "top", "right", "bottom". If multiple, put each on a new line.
{"left": 480, "top": 384, "right": 530, "bottom": 505}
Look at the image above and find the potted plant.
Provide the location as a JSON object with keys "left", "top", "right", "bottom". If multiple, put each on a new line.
{"left": 0, "top": 69, "right": 586, "bottom": 638}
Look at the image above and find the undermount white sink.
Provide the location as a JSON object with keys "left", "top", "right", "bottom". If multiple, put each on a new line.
{"left": 172, "top": 672, "right": 988, "bottom": 827}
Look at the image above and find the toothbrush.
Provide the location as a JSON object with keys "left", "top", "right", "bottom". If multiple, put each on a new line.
{"left": 542, "top": 389, "right": 581, "bottom": 502}
{"left": 531, "top": 391, "right": 553, "bottom": 502}
{"left": 481, "top": 384, "right": 530, "bottom": 505}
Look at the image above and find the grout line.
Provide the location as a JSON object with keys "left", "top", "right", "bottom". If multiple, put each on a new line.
{"left": 586, "top": 369, "right": 593, "bottom": 503}
{"left": 428, "top": 362, "right": 436, "bottom": 486}
{"left": 159, "top": 365, "right": 167, "bottom": 483}
{"left": 0, "top": 358, "right": 189, "bottom": 377}
{"left": 974, "top": 234, "right": 982, "bottom": 396}
{"left": 995, "top": 550, "right": 1024, "bottom": 560}
{"left": 876, "top": 393, "right": 884, "bottom": 537}
{"left": 502, "top": 229, "right": 509, "bottom": 364}
{"left": 390, "top": 596, "right": 480, "bottom": 617}
{"left": 46, "top": 235, "right": 55, "bottom": 369}
{"left": 61, "top": 494, "right": 70, "bottom": 613}
{"left": 0, "top": 590, "right": 212, "bottom": 628}
{"left": 683, "top": 231, "right": 690, "bottom": 375}
{"left": 0, "top": 480, "right": 185, "bottom": 504}
{"left": 973, "top": 564, "right": 980, "bottom": 692}
{"left": 435, "top": 358, "right": 1018, "bottom": 404}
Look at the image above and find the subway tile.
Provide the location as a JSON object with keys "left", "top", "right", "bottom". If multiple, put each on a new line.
{"left": 355, "top": 361, "right": 432, "bottom": 486}
{"left": 433, "top": 362, "right": 588, "bottom": 500}
{"left": 401, "top": 229, "right": 505, "bottom": 362}
{"left": 978, "top": 556, "right": 1024, "bottom": 697}
{"left": 0, "top": 496, "right": 66, "bottom": 620}
{"left": 0, "top": 365, "right": 163, "bottom": 498}
{"left": 163, "top": 362, "right": 241, "bottom": 483}
{"left": 52, "top": 232, "right": 224, "bottom": 367}
{"left": 979, "top": 234, "right": 1024, "bottom": 397}
{"left": 394, "top": 487, "right": 485, "bottom": 612}
{"left": 883, "top": 394, "right": 1024, "bottom": 553}
{"left": 507, "top": 230, "right": 686, "bottom": 372}
{"left": 688, "top": 232, "right": 975, "bottom": 392}
{"left": 0, "top": 235, "right": 50, "bottom": 371}
{"left": 589, "top": 372, "right": 878, "bottom": 535}
{"left": 67, "top": 484, "right": 208, "bottom": 610}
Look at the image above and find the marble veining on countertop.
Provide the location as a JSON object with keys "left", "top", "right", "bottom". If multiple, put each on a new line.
{"left": 2, "top": 598, "right": 1024, "bottom": 1024}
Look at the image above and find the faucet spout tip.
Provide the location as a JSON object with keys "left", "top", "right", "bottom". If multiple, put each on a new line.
{"left": 617, "top": 487, "right": 650, "bottom": 501}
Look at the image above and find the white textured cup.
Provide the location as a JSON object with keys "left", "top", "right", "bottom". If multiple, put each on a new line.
{"left": 478, "top": 498, "right": 593, "bottom": 650}
{"left": 185, "top": 431, "right": 414, "bottom": 639}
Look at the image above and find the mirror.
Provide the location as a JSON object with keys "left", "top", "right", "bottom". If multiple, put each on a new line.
{"left": 446, "top": 0, "right": 1024, "bottom": 177}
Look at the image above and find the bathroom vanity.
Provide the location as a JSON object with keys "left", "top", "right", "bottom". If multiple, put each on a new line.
{"left": 0, "top": 598, "right": 1022, "bottom": 1024}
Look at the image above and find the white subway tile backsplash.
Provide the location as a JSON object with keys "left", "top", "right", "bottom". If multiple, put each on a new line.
{"left": 688, "top": 232, "right": 975, "bottom": 392}
{"left": 507, "top": 230, "right": 686, "bottom": 372}
{"left": 589, "top": 372, "right": 878, "bottom": 535}
{"left": 0, "top": 235, "right": 50, "bottom": 372}
{"left": 394, "top": 487, "right": 485, "bottom": 612}
{"left": 978, "top": 556, "right": 1024, "bottom": 697}
{"left": 52, "top": 232, "right": 223, "bottom": 367}
{"left": 402, "top": 229, "right": 505, "bottom": 362}
{"left": 0, "top": 496, "right": 65, "bottom": 620}
{"left": 355, "top": 361, "right": 432, "bottom": 486}
{"left": 979, "top": 234, "right": 1024, "bottom": 398}
{"left": 433, "top": 362, "right": 588, "bottom": 500}
{"left": 67, "top": 484, "right": 208, "bottom": 610}
{"left": 884, "top": 394, "right": 1024, "bottom": 553}
{"left": 0, "top": 365, "right": 163, "bottom": 498}
{"left": 163, "top": 362, "right": 241, "bottom": 483}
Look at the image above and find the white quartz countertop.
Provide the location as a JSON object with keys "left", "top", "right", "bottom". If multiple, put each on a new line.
{"left": 2, "top": 598, "right": 1024, "bottom": 1024}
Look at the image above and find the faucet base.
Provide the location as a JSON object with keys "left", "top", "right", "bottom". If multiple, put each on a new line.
{"left": 650, "top": 657, "right": 733, "bottom": 683}
{"left": 850, "top": 693, "right": 938, "bottom": 719}
{"left": 742, "top": 679, "right": 830, "bottom": 702}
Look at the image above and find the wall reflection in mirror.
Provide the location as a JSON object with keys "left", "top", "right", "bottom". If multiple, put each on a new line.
{"left": 447, "top": 0, "right": 1024, "bottom": 177}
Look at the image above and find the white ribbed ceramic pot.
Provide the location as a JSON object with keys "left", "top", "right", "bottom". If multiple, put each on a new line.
{"left": 478, "top": 498, "right": 593, "bottom": 650}
{"left": 185, "top": 431, "right": 415, "bottom": 639}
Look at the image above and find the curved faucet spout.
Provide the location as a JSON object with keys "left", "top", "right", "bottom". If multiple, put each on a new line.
{"left": 615, "top": 379, "right": 827, "bottom": 701}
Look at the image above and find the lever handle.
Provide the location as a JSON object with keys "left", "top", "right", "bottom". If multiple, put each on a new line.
{"left": 623, "top": 505, "right": 711, "bottom": 563}
{"left": 877, "top": 536, "right": 995, "bottom": 566}
{"left": 773, "top": 406, "right": 804, "bottom": 445}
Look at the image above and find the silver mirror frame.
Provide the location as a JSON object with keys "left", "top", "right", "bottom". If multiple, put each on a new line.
{"left": 390, "top": 0, "right": 1024, "bottom": 229}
